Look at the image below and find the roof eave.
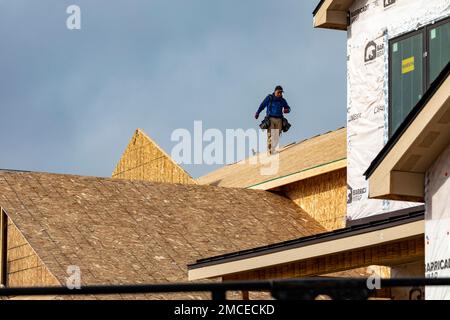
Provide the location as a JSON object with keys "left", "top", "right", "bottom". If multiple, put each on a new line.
{"left": 313, "top": 0, "right": 353, "bottom": 31}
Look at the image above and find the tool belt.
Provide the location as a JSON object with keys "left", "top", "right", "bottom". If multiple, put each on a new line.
{"left": 259, "top": 116, "right": 271, "bottom": 130}
{"left": 259, "top": 116, "right": 291, "bottom": 132}
{"left": 282, "top": 117, "right": 291, "bottom": 132}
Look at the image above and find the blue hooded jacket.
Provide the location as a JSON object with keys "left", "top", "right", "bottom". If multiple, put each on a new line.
{"left": 256, "top": 94, "right": 291, "bottom": 118}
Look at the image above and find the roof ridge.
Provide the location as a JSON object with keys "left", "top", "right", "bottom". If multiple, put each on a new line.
{"left": 0, "top": 168, "right": 33, "bottom": 173}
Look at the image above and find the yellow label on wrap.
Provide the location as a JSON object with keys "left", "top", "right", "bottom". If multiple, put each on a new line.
{"left": 402, "top": 56, "right": 415, "bottom": 74}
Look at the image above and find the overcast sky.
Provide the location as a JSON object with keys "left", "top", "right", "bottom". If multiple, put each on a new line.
{"left": 0, "top": 0, "right": 346, "bottom": 178}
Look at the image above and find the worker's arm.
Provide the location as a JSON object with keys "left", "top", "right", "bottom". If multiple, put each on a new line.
{"left": 255, "top": 96, "right": 269, "bottom": 119}
{"left": 283, "top": 99, "right": 291, "bottom": 114}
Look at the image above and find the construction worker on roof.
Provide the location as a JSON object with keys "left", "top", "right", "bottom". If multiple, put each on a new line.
{"left": 255, "top": 85, "right": 291, "bottom": 155}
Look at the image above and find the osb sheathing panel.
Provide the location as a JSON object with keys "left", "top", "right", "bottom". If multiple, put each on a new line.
{"left": 197, "top": 127, "right": 346, "bottom": 188}
{"left": 0, "top": 170, "right": 325, "bottom": 300}
{"left": 112, "top": 129, "right": 195, "bottom": 184}
{"left": 7, "top": 219, "right": 60, "bottom": 288}
{"left": 279, "top": 168, "right": 347, "bottom": 231}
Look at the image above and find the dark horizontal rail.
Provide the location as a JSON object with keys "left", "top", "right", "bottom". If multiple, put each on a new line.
{"left": 0, "top": 278, "right": 449, "bottom": 299}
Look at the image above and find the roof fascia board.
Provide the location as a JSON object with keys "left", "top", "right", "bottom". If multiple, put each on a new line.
{"left": 312, "top": 0, "right": 326, "bottom": 15}
{"left": 346, "top": 204, "right": 424, "bottom": 227}
{"left": 247, "top": 158, "right": 346, "bottom": 190}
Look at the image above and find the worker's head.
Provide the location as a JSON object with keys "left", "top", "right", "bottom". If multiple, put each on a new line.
{"left": 274, "top": 85, "right": 284, "bottom": 97}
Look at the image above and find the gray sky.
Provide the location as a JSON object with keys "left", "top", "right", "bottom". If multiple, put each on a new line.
{"left": 0, "top": 0, "right": 346, "bottom": 178}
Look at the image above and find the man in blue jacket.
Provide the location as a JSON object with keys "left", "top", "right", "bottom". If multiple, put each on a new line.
{"left": 255, "top": 85, "right": 291, "bottom": 154}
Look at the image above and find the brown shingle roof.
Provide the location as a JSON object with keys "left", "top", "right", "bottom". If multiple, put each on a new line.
{"left": 0, "top": 170, "right": 325, "bottom": 289}
{"left": 197, "top": 127, "right": 346, "bottom": 188}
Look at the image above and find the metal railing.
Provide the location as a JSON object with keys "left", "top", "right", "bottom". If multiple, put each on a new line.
{"left": 0, "top": 278, "right": 449, "bottom": 300}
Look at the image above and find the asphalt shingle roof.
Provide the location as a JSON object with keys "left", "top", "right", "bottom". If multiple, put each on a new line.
{"left": 0, "top": 170, "right": 325, "bottom": 290}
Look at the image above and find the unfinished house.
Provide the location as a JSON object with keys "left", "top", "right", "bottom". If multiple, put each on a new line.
{"left": 0, "top": 127, "right": 376, "bottom": 299}
{"left": 189, "top": 0, "right": 450, "bottom": 300}
{"left": 0, "top": 169, "right": 324, "bottom": 299}
{"left": 0, "top": 0, "right": 447, "bottom": 301}
{"left": 112, "top": 128, "right": 195, "bottom": 184}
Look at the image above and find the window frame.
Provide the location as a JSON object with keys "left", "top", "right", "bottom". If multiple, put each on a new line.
{"left": 426, "top": 16, "right": 450, "bottom": 85}
{"left": 388, "top": 27, "right": 427, "bottom": 137}
{"left": 388, "top": 16, "right": 450, "bottom": 137}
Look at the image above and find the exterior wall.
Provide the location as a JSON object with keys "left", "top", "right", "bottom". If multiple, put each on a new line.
{"left": 425, "top": 143, "right": 450, "bottom": 300}
{"left": 112, "top": 129, "right": 195, "bottom": 184}
{"left": 346, "top": 0, "right": 449, "bottom": 220}
{"left": 7, "top": 218, "right": 59, "bottom": 287}
{"left": 279, "top": 169, "right": 347, "bottom": 231}
{"left": 391, "top": 261, "right": 425, "bottom": 300}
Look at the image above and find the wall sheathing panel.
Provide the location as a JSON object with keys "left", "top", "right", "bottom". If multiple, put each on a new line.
{"left": 7, "top": 218, "right": 59, "bottom": 287}
{"left": 112, "top": 129, "right": 195, "bottom": 184}
{"left": 280, "top": 169, "right": 347, "bottom": 231}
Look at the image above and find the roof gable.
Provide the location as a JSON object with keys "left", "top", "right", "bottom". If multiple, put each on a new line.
{"left": 112, "top": 129, "right": 195, "bottom": 184}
